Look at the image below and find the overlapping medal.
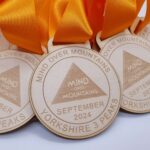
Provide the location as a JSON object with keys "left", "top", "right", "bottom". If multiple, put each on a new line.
{"left": 0, "top": 50, "right": 40, "bottom": 133}
{"left": 97, "top": 31, "right": 150, "bottom": 113}
{"left": 0, "top": 0, "right": 150, "bottom": 140}
{"left": 31, "top": 46, "right": 121, "bottom": 139}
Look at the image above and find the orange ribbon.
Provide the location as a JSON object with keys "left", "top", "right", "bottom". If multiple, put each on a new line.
{"left": 49, "top": 0, "right": 69, "bottom": 38}
{"left": 101, "top": 0, "right": 137, "bottom": 39}
{"left": 135, "top": 0, "right": 150, "bottom": 33}
{"left": 0, "top": 0, "right": 50, "bottom": 54}
{"left": 51, "top": 0, "right": 92, "bottom": 44}
{"left": 84, "top": 0, "right": 106, "bottom": 39}
{"left": 0, "top": 0, "right": 93, "bottom": 53}
{"left": 0, "top": 0, "right": 147, "bottom": 54}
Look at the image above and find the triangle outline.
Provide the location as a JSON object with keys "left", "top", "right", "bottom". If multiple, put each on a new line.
{"left": 123, "top": 51, "right": 150, "bottom": 90}
{"left": 52, "top": 63, "right": 107, "bottom": 105}
{"left": 0, "top": 66, "right": 21, "bottom": 107}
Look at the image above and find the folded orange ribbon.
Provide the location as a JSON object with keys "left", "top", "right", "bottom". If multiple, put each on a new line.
{"left": 0, "top": 0, "right": 147, "bottom": 54}
{"left": 49, "top": 0, "right": 69, "bottom": 38}
{"left": 101, "top": 0, "right": 137, "bottom": 39}
{"left": 84, "top": 0, "right": 144, "bottom": 40}
{"left": 0, "top": 0, "right": 51, "bottom": 54}
{"left": 51, "top": 0, "right": 93, "bottom": 44}
{"left": 84, "top": 0, "right": 106, "bottom": 39}
{"left": 0, "top": 0, "right": 93, "bottom": 53}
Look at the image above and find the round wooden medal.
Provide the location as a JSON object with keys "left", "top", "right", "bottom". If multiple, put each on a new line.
{"left": 31, "top": 46, "right": 121, "bottom": 139}
{"left": 0, "top": 50, "right": 39, "bottom": 133}
{"left": 98, "top": 33, "right": 150, "bottom": 113}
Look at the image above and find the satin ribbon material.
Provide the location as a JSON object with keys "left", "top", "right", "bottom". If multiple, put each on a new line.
{"left": 49, "top": 0, "right": 69, "bottom": 38}
{"left": 0, "top": 0, "right": 92, "bottom": 52}
{"left": 84, "top": 0, "right": 106, "bottom": 39}
{"left": 0, "top": 0, "right": 147, "bottom": 53}
{"left": 52, "top": 0, "right": 93, "bottom": 44}
{"left": 101, "top": 0, "right": 137, "bottom": 39}
{"left": 0, "top": 0, "right": 50, "bottom": 54}
{"left": 135, "top": 0, "right": 150, "bottom": 33}
{"left": 35, "top": 0, "right": 50, "bottom": 49}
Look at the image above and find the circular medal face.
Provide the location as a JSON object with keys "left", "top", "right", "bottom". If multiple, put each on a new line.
{"left": 31, "top": 46, "right": 121, "bottom": 139}
{"left": 100, "top": 34, "right": 150, "bottom": 113}
{"left": 0, "top": 50, "right": 39, "bottom": 133}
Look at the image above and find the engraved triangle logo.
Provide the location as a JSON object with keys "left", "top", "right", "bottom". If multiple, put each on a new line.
{"left": 0, "top": 66, "right": 21, "bottom": 106}
{"left": 52, "top": 64, "right": 106, "bottom": 104}
{"left": 123, "top": 51, "right": 150, "bottom": 90}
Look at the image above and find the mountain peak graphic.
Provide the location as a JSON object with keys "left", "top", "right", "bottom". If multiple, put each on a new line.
{"left": 0, "top": 66, "right": 21, "bottom": 106}
{"left": 52, "top": 64, "right": 106, "bottom": 105}
{"left": 123, "top": 51, "right": 150, "bottom": 90}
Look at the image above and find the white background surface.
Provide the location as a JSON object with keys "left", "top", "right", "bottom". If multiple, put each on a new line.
{"left": 0, "top": 2, "right": 150, "bottom": 150}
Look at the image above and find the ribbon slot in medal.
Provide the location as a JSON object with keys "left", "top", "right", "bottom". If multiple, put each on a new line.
{"left": 97, "top": 0, "right": 150, "bottom": 113}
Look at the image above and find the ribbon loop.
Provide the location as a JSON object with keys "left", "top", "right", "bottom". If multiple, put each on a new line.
{"left": 49, "top": 0, "right": 69, "bottom": 38}
{"left": 52, "top": 0, "right": 93, "bottom": 44}
{"left": 84, "top": 0, "right": 105, "bottom": 39}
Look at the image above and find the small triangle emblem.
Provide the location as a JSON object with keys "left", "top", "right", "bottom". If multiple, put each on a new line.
{"left": 52, "top": 64, "right": 106, "bottom": 104}
{"left": 123, "top": 51, "right": 150, "bottom": 90}
{"left": 0, "top": 66, "right": 21, "bottom": 106}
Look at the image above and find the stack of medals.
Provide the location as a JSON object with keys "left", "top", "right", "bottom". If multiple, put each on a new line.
{"left": 0, "top": 0, "right": 150, "bottom": 139}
